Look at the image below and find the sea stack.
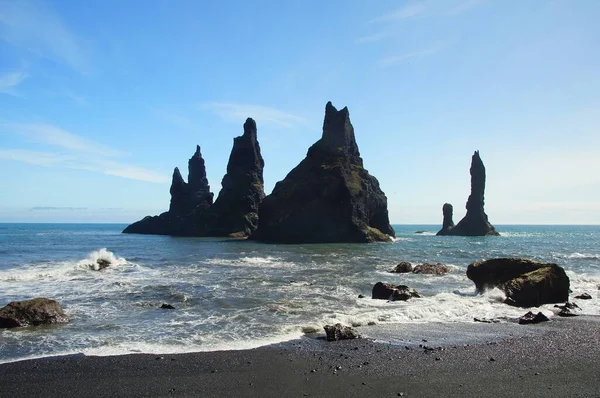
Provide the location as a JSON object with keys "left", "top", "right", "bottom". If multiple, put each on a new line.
{"left": 123, "top": 146, "right": 214, "bottom": 236}
{"left": 195, "top": 118, "right": 265, "bottom": 237}
{"left": 437, "top": 151, "right": 499, "bottom": 236}
{"left": 250, "top": 101, "right": 395, "bottom": 243}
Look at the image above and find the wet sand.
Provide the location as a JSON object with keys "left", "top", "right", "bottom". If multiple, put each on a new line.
{"left": 1, "top": 316, "right": 599, "bottom": 397}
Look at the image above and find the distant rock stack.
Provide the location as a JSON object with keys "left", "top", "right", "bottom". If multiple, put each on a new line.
{"left": 437, "top": 203, "right": 455, "bottom": 235}
{"left": 437, "top": 151, "right": 499, "bottom": 236}
{"left": 195, "top": 118, "right": 265, "bottom": 237}
{"left": 250, "top": 101, "right": 395, "bottom": 243}
{"left": 123, "top": 146, "right": 214, "bottom": 236}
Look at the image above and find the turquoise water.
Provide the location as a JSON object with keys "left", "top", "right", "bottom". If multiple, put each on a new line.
{"left": 0, "top": 223, "right": 598, "bottom": 363}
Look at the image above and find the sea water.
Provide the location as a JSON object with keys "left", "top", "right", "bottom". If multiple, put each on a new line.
{"left": 0, "top": 224, "right": 598, "bottom": 363}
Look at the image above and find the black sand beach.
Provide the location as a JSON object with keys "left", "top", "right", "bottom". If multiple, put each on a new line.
{"left": 1, "top": 316, "right": 599, "bottom": 397}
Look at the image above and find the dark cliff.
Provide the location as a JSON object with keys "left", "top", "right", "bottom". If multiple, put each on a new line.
{"left": 250, "top": 102, "right": 395, "bottom": 243}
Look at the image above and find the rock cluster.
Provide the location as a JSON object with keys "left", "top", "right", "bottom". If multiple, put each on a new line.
{"left": 371, "top": 282, "right": 421, "bottom": 301}
{"left": 123, "top": 146, "right": 214, "bottom": 236}
{"left": 250, "top": 102, "right": 395, "bottom": 243}
{"left": 467, "top": 258, "right": 570, "bottom": 307}
{"left": 323, "top": 323, "right": 361, "bottom": 341}
{"left": 437, "top": 151, "right": 499, "bottom": 236}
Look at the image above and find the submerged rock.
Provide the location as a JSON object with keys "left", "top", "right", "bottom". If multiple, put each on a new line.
{"left": 372, "top": 282, "right": 420, "bottom": 301}
{"left": 160, "top": 303, "right": 176, "bottom": 310}
{"left": 250, "top": 102, "right": 395, "bottom": 243}
{"left": 123, "top": 146, "right": 214, "bottom": 236}
{"left": 518, "top": 311, "right": 549, "bottom": 325}
{"left": 0, "top": 298, "right": 69, "bottom": 328}
{"left": 323, "top": 323, "right": 361, "bottom": 341}
{"left": 412, "top": 263, "right": 449, "bottom": 275}
{"left": 195, "top": 118, "right": 265, "bottom": 237}
{"left": 391, "top": 262, "right": 413, "bottom": 273}
{"left": 437, "top": 151, "right": 499, "bottom": 236}
{"left": 96, "top": 258, "right": 111, "bottom": 270}
{"left": 467, "top": 258, "right": 570, "bottom": 307}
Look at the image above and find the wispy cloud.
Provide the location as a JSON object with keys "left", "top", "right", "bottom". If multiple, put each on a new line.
{"left": 355, "top": 31, "right": 393, "bottom": 44}
{"left": 30, "top": 206, "right": 88, "bottom": 211}
{"left": 201, "top": 102, "right": 307, "bottom": 128}
{"left": 151, "top": 107, "right": 198, "bottom": 130}
{"left": 0, "top": 71, "right": 28, "bottom": 96}
{"left": 0, "top": 124, "right": 169, "bottom": 183}
{"left": 0, "top": 1, "right": 91, "bottom": 74}
{"left": 369, "top": 3, "right": 426, "bottom": 23}
{"left": 0, "top": 149, "right": 68, "bottom": 166}
{"left": 378, "top": 43, "right": 446, "bottom": 67}
{"left": 449, "top": 0, "right": 486, "bottom": 15}
{"left": 1, "top": 123, "right": 125, "bottom": 157}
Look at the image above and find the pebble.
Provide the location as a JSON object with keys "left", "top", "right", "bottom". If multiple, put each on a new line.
{"left": 489, "top": 357, "right": 495, "bottom": 362}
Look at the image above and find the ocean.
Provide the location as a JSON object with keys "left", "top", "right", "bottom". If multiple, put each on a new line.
{"left": 0, "top": 223, "right": 599, "bottom": 364}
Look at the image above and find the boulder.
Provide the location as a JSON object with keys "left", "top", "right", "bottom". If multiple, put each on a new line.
{"left": 372, "top": 282, "right": 420, "bottom": 301}
{"left": 96, "top": 258, "right": 111, "bottom": 270}
{"left": 437, "top": 151, "right": 499, "bottom": 236}
{"left": 518, "top": 311, "right": 549, "bottom": 325}
{"left": 0, "top": 298, "right": 69, "bottom": 328}
{"left": 413, "top": 263, "right": 449, "bottom": 275}
{"left": 123, "top": 146, "right": 214, "bottom": 236}
{"left": 323, "top": 323, "right": 361, "bottom": 341}
{"left": 391, "top": 262, "right": 413, "bottom": 273}
{"left": 250, "top": 102, "right": 395, "bottom": 243}
{"left": 467, "top": 258, "right": 570, "bottom": 307}
{"left": 195, "top": 118, "right": 265, "bottom": 237}
{"left": 160, "top": 303, "right": 176, "bottom": 310}
{"left": 574, "top": 293, "right": 592, "bottom": 300}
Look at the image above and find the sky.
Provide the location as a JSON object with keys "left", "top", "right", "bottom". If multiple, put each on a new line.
{"left": 1, "top": 0, "right": 599, "bottom": 224}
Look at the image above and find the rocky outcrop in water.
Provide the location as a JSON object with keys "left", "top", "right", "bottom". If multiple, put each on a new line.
{"left": 250, "top": 102, "right": 395, "bottom": 243}
{"left": 467, "top": 258, "right": 570, "bottom": 307}
{"left": 0, "top": 298, "right": 69, "bottom": 328}
{"left": 195, "top": 118, "right": 265, "bottom": 237}
{"left": 436, "top": 203, "right": 455, "bottom": 235}
{"left": 372, "top": 282, "right": 421, "bottom": 301}
{"left": 122, "top": 146, "right": 214, "bottom": 236}
{"left": 437, "top": 151, "right": 499, "bottom": 236}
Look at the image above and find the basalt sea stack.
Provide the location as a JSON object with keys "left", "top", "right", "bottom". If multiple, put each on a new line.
{"left": 250, "top": 102, "right": 395, "bottom": 243}
{"left": 437, "top": 151, "right": 499, "bottom": 236}
{"left": 195, "top": 118, "right": 265, "bottom": 237}
{"left": 123, "top": 146, "right": 214, "bottom": 236}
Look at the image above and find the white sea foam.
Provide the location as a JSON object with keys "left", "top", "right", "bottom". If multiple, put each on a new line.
{"left": 77, "top": 248, "right": 128, "bottom": 270}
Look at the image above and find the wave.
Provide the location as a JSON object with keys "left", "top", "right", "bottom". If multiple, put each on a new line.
{"left": 77, "top": 248, "right": 128, "bottom": 270}
{"left": 562, "top": 252, "right": 600, "bottom": 260}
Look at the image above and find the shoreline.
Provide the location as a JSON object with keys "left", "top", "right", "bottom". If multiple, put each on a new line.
{"left": 1, "top": 316, "right": 599, "bottom": 397}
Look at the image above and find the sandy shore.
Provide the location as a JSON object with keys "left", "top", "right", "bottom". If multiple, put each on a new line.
{"left": 1, "top": 316, "right": 599, "bottom": 397}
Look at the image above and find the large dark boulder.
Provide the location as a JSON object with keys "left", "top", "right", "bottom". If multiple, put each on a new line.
{"left": 250, "top": 102, "right": 395, "bottom": 243}
{"left": 437, "top": 151, "right": 499, "bottom": 236}
{"left": 391, "top": 262, "right": 413, "bottom": 273}
{"left": 123, "top": 146, "right": 214, "bottom": 236}
{"left": 0, "top": 298, "right": 69, "bottom": 328}
{"left": 413, "top": 263, "right": 449, "bottom": 275}
{"left": 195, "top": 118, "right": 265, "bottom": 237}
{"left": 323, "top": 323, "right": 361, "bottom": 341}
{"left": 372, "top": 282, "right": 420, "bottom": 301}
{"left": 467, "top": 258, "right": 570, "bottom": 307}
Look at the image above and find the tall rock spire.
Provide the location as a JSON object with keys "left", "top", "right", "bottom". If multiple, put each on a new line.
{"left": 250, "top": 101, "right": 395, "bottom": 243}
{"left": 195, "top": 118, "right": 265, "bottom": 237}
{"left": 437, "top": 151, "right": 499, "bottom": 236}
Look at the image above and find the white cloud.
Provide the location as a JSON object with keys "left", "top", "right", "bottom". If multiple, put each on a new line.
{"left": 449, "top": 0, "right": 486, "bottom": 15}
{"left": 369, "top": 3, "right": 426, "bottom": 23}
{"left": 201, "top": 102, "right": 307, "bottom": 128}
{"left": 0, "top": 148, "right": 68, "bottom": 166}
{"left": 151, "top": 107, "right": 197, "bottom": 130}
{"left": 355, "top": 31, "right": 392, "bottom": 44}
{"left": 0, "top": 123, "right": 169, "bottom": 183}
{"left": 378, "top": 44, "right": 445, "bottom": 67}
{"left": 0, "top": 0, "right": 91, "bottom": 74}
{"left": 0, "top": 71, "right": 28, "bottom": 96}
{"left": 1, "top": 123, "right": 125, "bottom": 158}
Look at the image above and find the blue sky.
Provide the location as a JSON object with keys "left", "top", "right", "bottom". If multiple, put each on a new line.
{"left": 1, "top": 0, "right": 599, "bottom": 224}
